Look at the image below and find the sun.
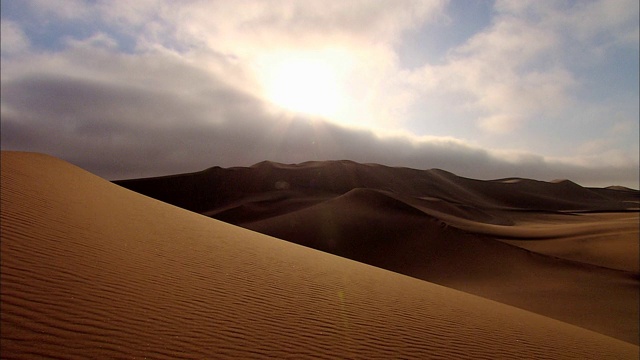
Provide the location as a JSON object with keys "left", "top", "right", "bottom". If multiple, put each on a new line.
{"left": 266, "top": 60, "right": 341, "bottom": 116}
{"left": 256, "top": 51, "right": 349, "bottom": 118}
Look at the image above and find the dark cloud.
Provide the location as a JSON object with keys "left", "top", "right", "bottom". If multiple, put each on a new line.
{"left": 1, "top": 51, "right": 637, "bottom": 188}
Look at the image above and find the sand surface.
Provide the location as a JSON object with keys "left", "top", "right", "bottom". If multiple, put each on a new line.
{"left": 2, "top": 152, "right": 639, "bottom": 359}
{"left": 117, "top": 160, "right": 640, "bottom": 345}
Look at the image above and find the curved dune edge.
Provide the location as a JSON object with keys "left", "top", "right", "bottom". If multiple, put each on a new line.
{"left": 1, "top": 152, "right": 638, "bottom": 359}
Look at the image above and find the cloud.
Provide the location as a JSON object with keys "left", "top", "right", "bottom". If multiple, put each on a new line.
{"left": 410, "top": 4, "right": 575, "bottom": 134}
{"left": 1, "top": 1, "right": 637, "bottom": 188}
{"left": 130, "top": 0, "right": 449, "bottom": 130}
{"left": 159, "top": 1, "right": 447, "bottom": 51}
{"left": 1, "top": 20, "right": 30, "bottom": 56}
{"left": 409, "top": 0, "right": 638, "bottom": 136}
{"left": 1, "top": 41, "right": 637, "bottom": 188}
{"left": 18, "top": 0, "right": 444, "bottom": 59}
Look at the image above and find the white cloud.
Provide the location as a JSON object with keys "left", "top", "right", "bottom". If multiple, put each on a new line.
{"left": 1, "top": 1, "right": 637, "bottom": 188}
{"left": 406, "top": 0, "right": 638, "bottom": 140}
{"left": 478, "top": 114, "right": 523, "bottom": 134}
{"left": 408, "top": 3, "right": 578, "bottom": 134}
{"left": 1, "top": 42, "right": 637, "bottom": 188}
{"left": 0, "top": 20, "right": 30, "bottom": 55}
{"left": 159, "top": 1, "right": 447, "bottom": 52}
{"left": 122, "top": 1, "right": 449, "bottom": 129}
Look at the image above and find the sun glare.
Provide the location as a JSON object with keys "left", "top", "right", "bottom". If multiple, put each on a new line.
{"left": 256, "top": 51, "right": 350, "bottom": 119}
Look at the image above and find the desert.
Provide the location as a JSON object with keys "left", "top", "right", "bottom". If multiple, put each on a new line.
{"left": 2, "top": 151, "right": 638, "bottom": 359}
{"left": 2, "top": 1, "right": 639, "bottom": 359}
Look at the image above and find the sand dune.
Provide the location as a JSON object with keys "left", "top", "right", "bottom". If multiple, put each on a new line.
{"left": 117, "top": 160, "right": 639, "bottom": 214}
{"left": 116, "top": 160, "right": 639, "bottom": 345}
{"left": 2, "top": 152, "right": 638, "bottom": 358}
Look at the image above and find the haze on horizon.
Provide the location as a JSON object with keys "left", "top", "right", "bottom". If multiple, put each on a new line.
{"left": 1, "top": 0, "right": 638, "bottom": 188}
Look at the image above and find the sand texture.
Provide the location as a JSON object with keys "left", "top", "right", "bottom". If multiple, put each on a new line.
{"left": 116, "top": 160, "right": 640, "bottom": 345}
{"left": 2, "top": 152, "right": 639, "bottom": 359}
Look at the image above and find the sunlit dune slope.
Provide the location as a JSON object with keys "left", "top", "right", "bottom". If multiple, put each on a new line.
{"left": 2, "top": 151, "right": 638, "bottom": 359}
{"left": 115, "top": 159, "right": 640, "bottom": 344}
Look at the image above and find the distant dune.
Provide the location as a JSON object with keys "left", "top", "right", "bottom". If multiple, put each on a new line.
{"left": 2, "top": 152, "right": 638, "bottom": 358}
{"left": 116, "top": 159, "right": 640, "bottom": 345}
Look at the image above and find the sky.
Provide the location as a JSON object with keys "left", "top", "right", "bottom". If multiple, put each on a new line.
{"left": 1, "top": 0, "right": 638, "bottom": 188}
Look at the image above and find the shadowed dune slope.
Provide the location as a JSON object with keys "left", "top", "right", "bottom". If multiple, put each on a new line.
{"left": 115, "top": 160, "right": 639, "bottom": 214}
{"left": 2, "top": 151, "right": 638, "bottom": 359}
